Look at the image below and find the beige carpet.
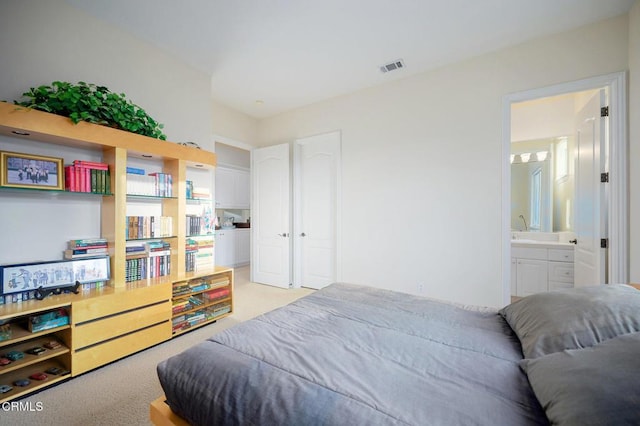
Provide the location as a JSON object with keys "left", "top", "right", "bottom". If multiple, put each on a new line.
{"left": 2, "top": 266, "right": 314, "bottom": 426}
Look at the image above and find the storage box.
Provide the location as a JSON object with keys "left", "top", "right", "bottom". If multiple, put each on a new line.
{"left": 29, "top": 309, "right": 70, "bottom": 332}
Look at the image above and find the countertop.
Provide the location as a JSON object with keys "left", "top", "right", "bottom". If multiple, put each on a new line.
{"left": 511, "top": 240, "right": 575, "bottom": 249}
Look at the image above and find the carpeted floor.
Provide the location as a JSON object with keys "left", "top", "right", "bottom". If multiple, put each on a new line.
{"left": 2, "top": 266, "right": 314, "bottom": 426}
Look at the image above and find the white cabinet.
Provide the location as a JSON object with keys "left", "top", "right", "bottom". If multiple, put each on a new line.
{"left": 516, "top": 259, "right": 549, "bottom": 296}
{"left": 548, "top": 248, "right": 575, "bottom": 290}
{"left": 215, "top": 166, "right": 250, "bottom": 209}
{"left": 215, "top": 229, "right": 250, "bottom": 267}
{"left": 235, "top": 229, "right": 250, "bottom": 265}
{"left": 236, "top": 171, "right": 250, "bottom": 208}
{"left": 215, "top": 168, "right": 236, "bottom": 208}
{"left": 215, "top": 230, "right": 235, "bottom": 267}
{"left": 511, "top": 245, "right": 574, "bottom": 296}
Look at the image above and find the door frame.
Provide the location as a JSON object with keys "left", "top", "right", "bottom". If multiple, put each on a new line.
{"left": 501, "top": 72, "right": 628, "bottom": 305}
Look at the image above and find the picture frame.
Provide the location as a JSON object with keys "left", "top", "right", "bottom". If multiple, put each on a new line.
{"left": 0, "top": 257, "right": 110, "bottom": 296}
{"left": 0, "top": 150, "right": 64, "bottom": 190}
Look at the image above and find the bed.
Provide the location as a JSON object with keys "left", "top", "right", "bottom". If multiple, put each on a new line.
{"left": 152, "top": 283, "right": 640, "bottom": 426}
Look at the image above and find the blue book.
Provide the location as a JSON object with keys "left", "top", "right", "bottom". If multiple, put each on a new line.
{"left": 126, "top": 167, "right": 145, "bottom": 175}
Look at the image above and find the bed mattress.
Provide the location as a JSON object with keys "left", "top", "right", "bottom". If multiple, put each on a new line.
{"left": 157, "top": 283, "right": 547, "bottom": 425}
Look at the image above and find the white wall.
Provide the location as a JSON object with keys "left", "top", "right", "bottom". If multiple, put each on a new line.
{"left": 0, "top": 1, "right": 635, "bottom": 302}
{"left": 0, "top": 1, "right": 212, "bottom": 149}
{"left": 511, "top": 93, "right": 577, "bottom": 142}
{"left": 212, "top": 100, "right": 259, "bottom": 146}
{"left": 0, "top": 0, "right": 213, "bottom": 264}
{"left": 257, "top": 15, "right": 629, "bottom": 307}
{"left": 629, "top": 1, "right": 640, "bottom": 283}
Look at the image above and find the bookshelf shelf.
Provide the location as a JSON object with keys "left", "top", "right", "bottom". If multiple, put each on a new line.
{"left": 0, "top": 101, "right": 235, "bottom": 402}
{"left": 0, "top": 359, "right": 70, "bottom": 403}
{"left": 171, "top": 267, "right": 233, "bottom": 335}
{"left": 126, "top": 236, "right": 178, "bottom": 241}
{"left": 126, "top": 194, "right": 178, "bottom": 200}
{"left": 0, "top": 186, "right": 112, "bottom": 197}
{"left": 0, "top": 307, "right": 71, "bottom": 401}
{"left": 0, "top": 324, "right": 70, "bottom": 349}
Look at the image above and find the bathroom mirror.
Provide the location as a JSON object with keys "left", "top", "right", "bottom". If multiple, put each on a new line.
{"left": 511, "top": 139, "right": 553, "bottom": 232}
{"left": 511, "top": 136, "right": 575, "bottom": 233}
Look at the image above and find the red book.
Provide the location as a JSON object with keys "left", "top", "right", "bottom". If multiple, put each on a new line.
{"left": 73, "top": 160, "right": 109, "bottom": 170}
{"left": 65, "top": 165, "right": 76, "bottom": 191}
{"left": 77, "top": 166, "right": 85, "bottom": 192}
{"left": 84, "top": 167, "right": 91, "bottom": 192}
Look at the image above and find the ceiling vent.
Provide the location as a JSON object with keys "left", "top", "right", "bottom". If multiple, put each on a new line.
{"left": 379, "top": 59, "right": 405, "bottom": 74}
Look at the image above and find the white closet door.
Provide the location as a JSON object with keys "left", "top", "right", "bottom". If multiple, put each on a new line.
{"left": 294, "top": 131, "right": 341, "bottom": 289}
{"left": 251, "top": 143, "right": 291, "bottom": 288}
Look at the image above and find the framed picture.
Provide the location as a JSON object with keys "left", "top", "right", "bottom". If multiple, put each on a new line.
{"left": 0, "top": 257, "right": 110, "bottom": 296}
{"left": 0, "top": 151, "right": 64, "bottom": 190}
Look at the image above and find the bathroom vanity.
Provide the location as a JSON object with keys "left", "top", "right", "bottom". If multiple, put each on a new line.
{"left": 511, "top": 233, "right": 575, "bottom": 297}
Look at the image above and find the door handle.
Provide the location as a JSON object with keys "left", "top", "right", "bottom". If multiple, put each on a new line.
{"left": 300, "top": 232, "right": 306, "bottom": 237}
{"left": 277, "top": 233, "right": 289, "bottom": 237}
{"left": 569, "top": 239, "right": 577, "bottom": 244}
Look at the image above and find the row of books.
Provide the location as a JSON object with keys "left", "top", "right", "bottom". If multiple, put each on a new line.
{"left": 193, "top": 237, "right": 214, "bottom": 271}
{"left": 124, "top": 255, "right": 171, "bottom": 282}
{"left": 126, "top": 216, "right": 174, "bottom": 240}
{"left": 171, "top": 288, "right": 230, "bottom": 315}
{"left": 127, "top": 171, "right": 173, "bottom": 197}
{"left": 172, "top": 277, "right": 211, "bottom": 297}
{"left": 65, "top": 238, "right": 108, "bottom": 260}
{"left": 184, "top": 236, "right": 214, "bottom": 273}
{"left": 171, "top": 301, "right": 231, "bottom": 333}
{"left": 64, "top": 160, "right": 110, "bottom": 194}
{"left": 186, "top": 181, "right": 211, "bottom": 200}
{"left": 186, "top": 215, "right": 206, "bottom": 236}
{"left": 172, "top": 276, "right": 229, "bottom": 297}
{"left": 125, "top": 240, "right": 171, "bottom": 282}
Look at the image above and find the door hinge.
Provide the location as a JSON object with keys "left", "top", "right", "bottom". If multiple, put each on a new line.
{"left": 601, "top": 172, "right": 609, "bottom": 183}
{"left": 601, "top": 106, "right": 609, "bottom": 117}
{"left": 601, "top": 238, "right": 608, "bottom": 249}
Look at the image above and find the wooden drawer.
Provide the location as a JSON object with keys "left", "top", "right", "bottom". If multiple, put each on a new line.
{"left": 72, "top": 321, "right": 170, "bottom": 376}
{"left": 512, "top": 247, "right": 547, "bottom": 260}
{"left": 74, "top": 300, "right": 171, "bottom": 349}
{"left": 549, "top": 261, "right": 574, "bottom": 283}
{"left": 548, "top": 249, "right": 574, "bottom": 262}
{"left": 73, "top": 283, "right": 171, "bottom": 324}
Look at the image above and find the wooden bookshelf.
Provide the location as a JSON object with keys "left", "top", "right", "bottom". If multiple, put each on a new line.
{"left": 0, "top": 102, "right": 233, "bottom": 401}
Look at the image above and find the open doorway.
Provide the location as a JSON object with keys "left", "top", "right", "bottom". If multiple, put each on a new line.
{"left": 502, "top": 72, "right": 628, "bottom": 305}
{"left": 214, "top": 141, "right": 251, "bottom": 268}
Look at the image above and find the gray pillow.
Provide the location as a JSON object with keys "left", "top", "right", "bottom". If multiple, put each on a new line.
{"left": 520, "top": 332, "right": 640, "bottom": 425}
{"left": 499, "top": 284, "right": 640, "bottom": 358}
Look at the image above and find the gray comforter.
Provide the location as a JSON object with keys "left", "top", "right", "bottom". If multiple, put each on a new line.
{"left": 157, "top": 283, "right": 547, "bottom": 425}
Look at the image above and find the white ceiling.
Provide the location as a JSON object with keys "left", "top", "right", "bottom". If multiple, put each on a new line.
{"left": 63, "top": 0, "right": 634, "bottom": 119}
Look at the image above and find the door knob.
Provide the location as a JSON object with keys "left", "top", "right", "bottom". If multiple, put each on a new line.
{"left": 278, "top": 233, "right": 289, "bottom": 237}
{"left": 300, "top": 232, "right": 306, "bottom": 237}
{"left": 569, "top": 239, "right": 577, "bottom": 244}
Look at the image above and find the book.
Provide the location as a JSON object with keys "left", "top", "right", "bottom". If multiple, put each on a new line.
{"left": 69, "top": 237, "right": 107, "bottom": 244}
{"left": 68, "top": 238, "right": 108, "bottom": 248}
{"left": 64, "top": 165, "right": 76, "bottom": 192}
{"left": 73, "top": 160, "right": 109, "bottom": 170}
{"left": 126, "top": 166, "right": 145, "bottom": 175}
{"left": 64, "top": 252, "right": 109, "bottom": 260}
{"left": 67, "top": 248, "right": 108, "bottom": 255}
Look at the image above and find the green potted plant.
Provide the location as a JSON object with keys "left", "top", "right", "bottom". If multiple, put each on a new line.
{"left": 14, "top": 81, "right": 166, "bottom": 140}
